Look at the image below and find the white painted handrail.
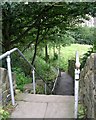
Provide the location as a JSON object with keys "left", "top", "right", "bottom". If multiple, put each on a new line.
{"left": 74, "top": 51, "right": 80, "bottom": 118}
{"left": 6, "top": 55, "right": 15, "bottom": 105}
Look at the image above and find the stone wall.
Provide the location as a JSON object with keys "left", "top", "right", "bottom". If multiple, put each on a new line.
{"left": 0, "top": 67, "right": 16, "bottom": 107}
{"left": 79, "top": 53, "right": 96, "bottom": 118}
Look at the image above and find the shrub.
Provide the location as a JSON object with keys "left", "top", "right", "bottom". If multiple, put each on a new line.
{"left": 12, "top": 67, "right": 32, "bottom": 91}
{"left": 35, "top": 56, "right": 57, "bottom": 82}
{"left": 36, "top": 85, "right": 45, "bottom": 94}
{"left": 80, "top": 47, "right": 93, "bottom": 69}
{"left": 53, "top": 53, "right": 58, "bottom": 60}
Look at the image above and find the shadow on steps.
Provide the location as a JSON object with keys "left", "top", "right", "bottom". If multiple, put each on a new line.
{"left": 53, "top": 72, "right": 74, "bottom": 96}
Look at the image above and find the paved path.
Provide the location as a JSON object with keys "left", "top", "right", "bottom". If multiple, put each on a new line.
{"left": 11, "top": 94, "right": 74, "bottom": 118}
{"left": 54, "top": 72, "right": 74, "bottom": 95}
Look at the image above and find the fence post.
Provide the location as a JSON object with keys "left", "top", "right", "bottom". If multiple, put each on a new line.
{"left": 74, "top": 51, "right": 80, "bottom": 118}
{"left": 6, "top": 55, "right": 15, "bottom": 106}
{"left": 32, "top": 69, "right": 36, "bottom": 94}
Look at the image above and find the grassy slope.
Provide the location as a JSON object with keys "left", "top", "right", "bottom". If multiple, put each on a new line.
{"left": 60, "top": 44, "right": 91, "bottom": 59}
{"left": 53, "top": 44, "right": 92, "bottom": 71}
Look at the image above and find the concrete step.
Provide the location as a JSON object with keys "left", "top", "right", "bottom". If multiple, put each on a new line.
{"left": 11, "top": 94, "right": 74, "bottom": 118}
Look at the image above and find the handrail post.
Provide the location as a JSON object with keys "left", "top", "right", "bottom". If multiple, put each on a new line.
{"left": 6, "top": 55, "right": 15, "bottom": 106}
{"left": 32, "top": 69, "right": 36, "bottom": 94}
{"left": 74, "top": 51, "right": 80, "bottom": 118}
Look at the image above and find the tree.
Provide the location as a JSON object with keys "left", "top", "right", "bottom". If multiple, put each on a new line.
{"left": 2, "top": 2, "right": 96, "bottom": 64}
{"left": 72, "top": 26, "right": 95, "bottom": 45}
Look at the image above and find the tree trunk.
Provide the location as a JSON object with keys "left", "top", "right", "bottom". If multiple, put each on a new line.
{"left": 45, "top": 44, "right": 49, "bottom": 63}
{"left": 31, "top": 27, "right": 40, "bottom": 65}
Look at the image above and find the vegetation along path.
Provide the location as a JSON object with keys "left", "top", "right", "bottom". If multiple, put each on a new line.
{"left": 54, "top": 72, "right": 74, "bottom": 95}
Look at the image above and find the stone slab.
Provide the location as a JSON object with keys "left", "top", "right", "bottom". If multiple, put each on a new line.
{"left": 45, "top": 103, "right": 74, "bottom": 118}
{"left": 11, "top": 94, "right": 74, "bottom": 118}
{"left": 16, "top": 93, "right": 74, "bottom": 103}
{"left": 11, "top": 101, "right": 47, "bottom": 118}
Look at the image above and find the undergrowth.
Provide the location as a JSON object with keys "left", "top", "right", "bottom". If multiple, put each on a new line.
{"left": 78, "top": 102, "right": 87, "bottom": 118}
{"left": 35, "top": 56, "right": 57, "bottom": 82}
{"left": 0, "top": 107, "right": 10, "bottom": 120}
{"left": 12, "top": 67, "right": 32, "bottom": 91}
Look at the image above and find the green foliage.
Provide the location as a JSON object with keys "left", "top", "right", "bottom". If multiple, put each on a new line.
{"left": 25, "top": 44, "right": 91, "bottom": 72}
{"left": 36, "top": 85, "right": 45, "bottom": 94}
{"left": 11, "top": 53, "right": 31, "bottom": 76}
{"left": 80, "top": 47, "right": 93, "bottom": 69}
{"left": 0, "top": 108, "right": 10, "bottom": 120}
{"left": 2, "top": 2, "right": 96, "bottom": 52}
{"left": 53, "top": 53, "right": 58, "bottom": 60}
{"left": 93, "top": 41, "right": 96, "bottom": 52}
{"left": 50, "top": 44, "right": 91, "bottom": 71}
{"left": 78, "top": 103, "right": 87, "bottom": 118}
{"left": 13, "top": 67, "right": 32, "bottom": 91}
{"left": 73, "top": 26, "right": 95, "bottom": 45}
{"left": 35, "top": 56, "right": 57, "bottom": 82}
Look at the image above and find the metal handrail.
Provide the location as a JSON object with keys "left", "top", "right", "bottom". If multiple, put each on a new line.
{"left": 0, "top": 48, "right": 35, "bottom": 106}
{"left": 0, "top": 48, "right": 52, "bottom": 106}
{"left": 35, "top": 69, "right": 52, "bottom": 90}
{"left": 51, "top": 68, "right": 60, "bottom": 93}
{"left": 0, "top": 48, "right": 34, "bottom": 70}
{"left": 74, "top": 51, "right": 80, "bottom": 118}
{"left": 0, "top": 48, "right": 51, "bottom": 90}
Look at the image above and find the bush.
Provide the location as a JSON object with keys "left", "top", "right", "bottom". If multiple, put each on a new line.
{"left": 80, "top": 47, "right": 93, "bottom": 69}
{"left": 12, "top": 67, "right": 32, "bottom": 91}
{"left": 11, "top": 53, "right": 31, "bottom": 76}
{"left": 35, "top": 56, "right": 57, "bottom": 82}
{"left": 36, "top": 85, "right": 45, "bottom": 94}
{"left": 53, "top": 53, "right": 58, "bottom": 60}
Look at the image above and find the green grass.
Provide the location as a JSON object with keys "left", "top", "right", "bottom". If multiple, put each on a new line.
{"left": 60, "top": 44, "right": 91, "bottom": 59}
{"left": 49, "top": 44, "right": 92, "bottom": 71}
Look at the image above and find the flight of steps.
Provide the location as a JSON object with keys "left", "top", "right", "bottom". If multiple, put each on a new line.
{"left": 11, "top": 93, "right": 74, "bottom": 118}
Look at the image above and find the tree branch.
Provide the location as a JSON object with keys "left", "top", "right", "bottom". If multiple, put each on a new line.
{"left": 10, "top": 4, "right": 55, "bottom": 45}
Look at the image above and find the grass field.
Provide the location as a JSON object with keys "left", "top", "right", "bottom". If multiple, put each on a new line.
{"left": 49, "top": 44, "right": 92, "bottom": 71}
{"left": 60, "top": 44, "right": 91, "bottom": 59}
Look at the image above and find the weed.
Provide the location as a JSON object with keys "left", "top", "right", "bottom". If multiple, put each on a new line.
{"left": 0, "top": 107, "right": 10, "bottom": 120}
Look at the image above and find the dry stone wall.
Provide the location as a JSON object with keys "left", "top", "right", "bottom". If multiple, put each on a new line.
{"left": 79, "top": 53, "right": 96, "bottom": 118}
{"left": 0, "top": 67, "right": 16, "bottom": 107}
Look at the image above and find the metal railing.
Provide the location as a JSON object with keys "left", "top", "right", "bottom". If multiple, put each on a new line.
{"left": 51, "top": 68, "right": 60, "bottom": 94}
{"left": 34, "top": 69, "right": 52, "bottom": 93}
{"left": 0, "top": 48, "right": 51, "bottom": 106}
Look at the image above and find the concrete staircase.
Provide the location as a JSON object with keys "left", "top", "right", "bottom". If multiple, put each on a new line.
{"left": 11, "top": 93, "right": 74, "bottom": 118}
